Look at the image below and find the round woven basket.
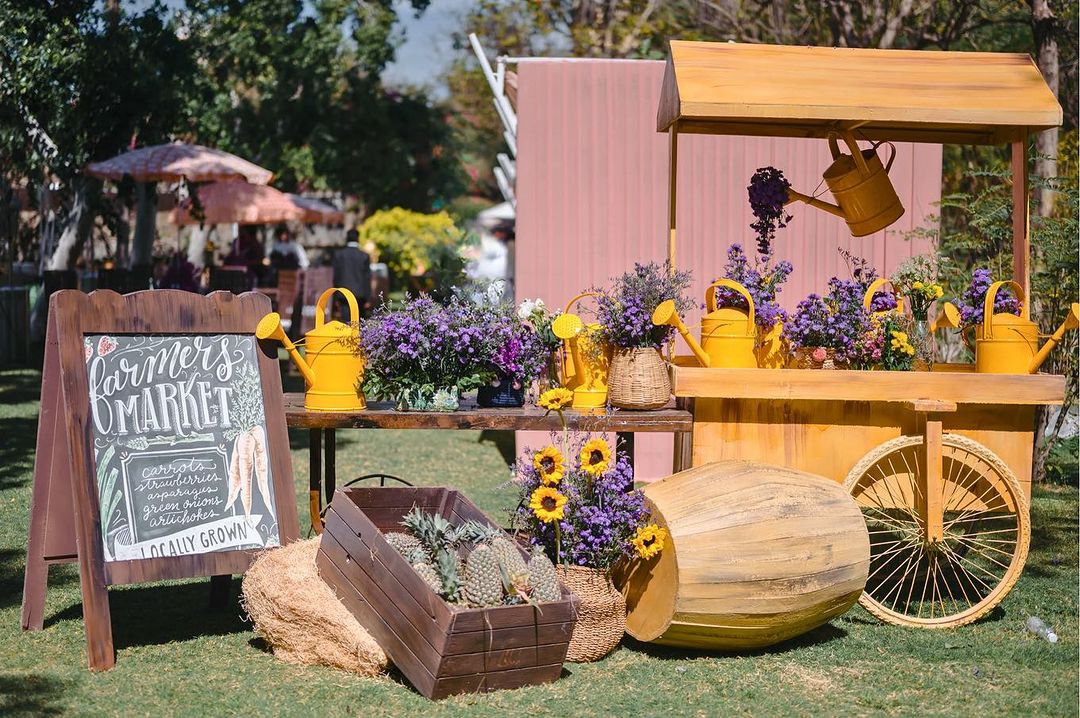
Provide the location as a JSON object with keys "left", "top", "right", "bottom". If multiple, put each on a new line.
{"left": 556, "top": 565, "right": 626, "bottom": 662}
{"left": 791, "top": 347, "right": 847, "bottom": 370}
{"left": 607, "top": 347, "right": 670, "bottom": 410}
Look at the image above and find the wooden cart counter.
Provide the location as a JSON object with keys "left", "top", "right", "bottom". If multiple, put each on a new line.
{"left": 669, "top": 360, "right": 1066, "bottom": 405}
{"left": 667, "top": 361, "right": 1066, "bottom": 497}
{"left": 284, "top": 393, "right": 694, "bottom": 531}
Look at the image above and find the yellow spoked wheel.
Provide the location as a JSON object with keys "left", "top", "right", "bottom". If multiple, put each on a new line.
{"left": 843, "top": 434, "right": 1029, "bottom": 628}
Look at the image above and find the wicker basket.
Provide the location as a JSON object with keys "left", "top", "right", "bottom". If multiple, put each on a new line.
{"left": 607, "top": 347, "right": 670, "bottom": 410}
{"left": 556, "top": 565, "right": 625, "bottom": 662}
{"left": 791, "top": 347, "right": 847, "bottom": 370}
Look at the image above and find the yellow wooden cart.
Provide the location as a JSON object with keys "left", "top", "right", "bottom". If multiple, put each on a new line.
{"left": 659, "top": 41, "right": 1065, "bottom": 628}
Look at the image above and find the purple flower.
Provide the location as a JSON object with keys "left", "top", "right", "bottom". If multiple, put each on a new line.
{"left": 748, "top": 167, "right": 793, "bottom": 255}
{"left": 594, "top": 262, "right": 694, "bottom": 348}
{"left": 956, "top": 268, "right": 1021, "bottom": 329}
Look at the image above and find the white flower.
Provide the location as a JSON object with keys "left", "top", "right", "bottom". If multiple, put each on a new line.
{"left": 517, "top": 299, "right": 536, "bottom": 320}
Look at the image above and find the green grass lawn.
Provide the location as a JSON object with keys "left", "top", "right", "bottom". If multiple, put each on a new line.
{"left": 1, "top": 368, "right": 1077, "bottom": 717}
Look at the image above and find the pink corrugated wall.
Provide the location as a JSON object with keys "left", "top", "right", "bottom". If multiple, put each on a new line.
{"left": 514, "top": 58, "right": 942, "bottom": 481}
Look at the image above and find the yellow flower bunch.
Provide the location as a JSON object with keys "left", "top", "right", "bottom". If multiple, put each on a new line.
{"left": 533, "top": 446, "right": 565, "bottom": 485}
{"left": 632, "top": 524, "right": 668, "bottom": 559}
{"left": 579, "top": 438, "right": 612, "bottom": 476}
{"left": 537, "top": 387, "right": 573, "bottom": 411}
{"left": 910, "top": 281, "right": 944, "bottom": 300}
{"left": 889, "top": 330, "right": 916, "bottom": 356}
{"left": 529, "top": 486, "right": 567, "bottom": 523}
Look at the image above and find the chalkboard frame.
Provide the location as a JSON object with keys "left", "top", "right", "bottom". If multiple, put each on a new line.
{"left": 22, "top": 289, "right": 299, "bottom": 671}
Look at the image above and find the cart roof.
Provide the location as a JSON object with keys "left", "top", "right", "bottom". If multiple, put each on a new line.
{"left": 657, "top": 41, "right": 1061, "bottom": 144}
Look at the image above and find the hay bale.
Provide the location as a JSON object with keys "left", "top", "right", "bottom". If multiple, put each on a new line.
{"left": 241, "top": 537, "right": 389, "bottom": 676}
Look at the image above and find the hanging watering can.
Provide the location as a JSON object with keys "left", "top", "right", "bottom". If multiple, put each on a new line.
{"left": 651, "top": 279, "right": 757, "bottom": 368}
{"left": 976, "top": 281, "right": 1079, "bottom": 374}
{"left": 786, "top": 130, "right": 905, "bottom": 238}
{"left": 256, "top": 287, "right": 366, "bottom": 410}
{"left": 551, "top": 292, "right": 611, "bottom": 409}
{"left": 862, "top": 278, "right": 904, "bottom": 316}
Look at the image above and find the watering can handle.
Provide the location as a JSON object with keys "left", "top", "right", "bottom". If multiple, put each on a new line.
{"left": 828, "top": 130, "right": 872, "bottom": 178}
{"left": 563, "top": 291, "right": 599, "bottom": 315}
{"left": 705, "top": 279, "right": 755, "bottom": 328}
{"left": 315, "top": 287, "right": 360, "bottom": 329}
{"left": 982, "top": 280, "right": 1027, "bottom": 340}
{"left": 872, "top": 141, "right": 898, "bottom": 173}
{"left": 863, "top": 278, "right": 895, "bottom": 311}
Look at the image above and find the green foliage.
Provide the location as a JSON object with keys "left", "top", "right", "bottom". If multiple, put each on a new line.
{"left": 357, "top": 208, "right": 467, "bottom": 285}
{"left": 1045, "top": 436, "right": 1079, "bottom": 486}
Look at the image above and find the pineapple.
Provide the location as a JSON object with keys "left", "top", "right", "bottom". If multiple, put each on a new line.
{"left": 385, "top": 531, "right": 423, "bottom": 557}
{"left": 455, "top": 520, "right": 500, "bottom": 545}
{"left": 527, "top": 548, "right": 561, "bottom": 603}
{"left": 464, "top": 544, "right": 504, "bottom": 607}
{"left": 401, "top": 506, "right": 458, "bottom": 555}
{"left": 412, "top": 561, "right": 444, "bottom": 594}
{"left": 490, "top": 536, "right": 528, "bottom": 578}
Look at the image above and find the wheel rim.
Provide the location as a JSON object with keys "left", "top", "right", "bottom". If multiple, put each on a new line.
{"left": 844, "top": 435, "right": 1030, "bottom": 628}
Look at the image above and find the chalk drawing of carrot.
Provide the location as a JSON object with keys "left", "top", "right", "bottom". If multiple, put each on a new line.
{"left": 250, "top": 425, "right": 272, "bottom": 512}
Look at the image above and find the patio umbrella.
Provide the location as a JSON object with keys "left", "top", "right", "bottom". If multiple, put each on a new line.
{"left": 287, "top": 194, "right": 345, "bottom": 224}
{"left": 86, "top": 142, "right": 273, "bottom": 185}
{"left": 170, "top": 180, "right": 304, "bottom": 225}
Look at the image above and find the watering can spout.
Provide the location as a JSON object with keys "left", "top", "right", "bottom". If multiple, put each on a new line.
{"left": 785, "top": 188, "right": 845, "bottom": 219}
{"left": 256, "top": 312, "right": 317, "bottom": 387}
{"left": 1028, "top": 303, "right": 1080, "bottom": 374}
{"left": 652, "top": 300, "right": 711, "bottom": 367}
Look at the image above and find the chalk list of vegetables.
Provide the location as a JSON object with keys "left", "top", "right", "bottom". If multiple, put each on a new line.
{"left": 84, "top": 334, "right": 280, "bottom": 562}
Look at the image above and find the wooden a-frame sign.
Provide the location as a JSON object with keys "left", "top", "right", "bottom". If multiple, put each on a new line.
{"left": 21, "top": 289, "right": 299, "bottom": 671}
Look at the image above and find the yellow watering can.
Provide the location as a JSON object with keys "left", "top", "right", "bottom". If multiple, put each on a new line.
{"left": 651, "top": 279, "right": 757, "bottom": 368}
{"left": 975, "top": 281, "right": 1079, "bottom": 374}
{"left": 862, "top": 278, "right": 904, "bottom": 316}
{"left": 551, "top": 292, "right": 611, "bottom": 409}
{"left": 256, "top": 287, "right": 366, "bottom": 411}
{"left": 785, "top": 130, "right": 905, "bottom": 238}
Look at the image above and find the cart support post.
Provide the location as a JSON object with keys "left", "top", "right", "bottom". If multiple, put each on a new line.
{"left": 1011, "top": 139, "right": 1030, "bottom": 302}
{"left": 922, "top": 419, "right": 945, "bottom": 544}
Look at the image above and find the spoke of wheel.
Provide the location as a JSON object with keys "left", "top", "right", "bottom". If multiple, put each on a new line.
{"left": 936, "top": 551, "right": 962, "bottom": 614}
{"left": 916, "top": 550, "right": 934, "bottom": 618}
{"left": 944, "top": 550, "right": 974, "bottom": 608}
{"left": 948, "top": 465, "right": 1003, "bottom": 519}
{"left": 862, "top": 506, "right": 920, "bottom": 537}
{"left": 939, "top": 543, "right": 999, "bottom": 595}
{"left": 898, "top": 546, "right": 927, "bottom": 615}
{"left": 895, "top": 448, "right": 925, "bottom": 521}
{"left": 867, "top": 542, "right": 919, "bottom": 578}
{"left": 942, "top": 454, "right": 967, "bottom": 511}
{"left": 951, "top": 536, "right": 1013, "bottom": 571}
{"left": 943, "top": 504, "right": 1011, "bottom": 532}
{"left": 886, "top": 452, "right": 923, "bottom": 527}
{"left": 952, "top": 533, "right": 1017, "bottom": 561}
{"left": 873, "top": 542, "right": 920, "bottom": 608}
{"left": 938, "top": 543, "right": 990, "bottom": 600}
{"left": 881, "top": 547, "right": 921, "bottom": 614}
{"left": 867, "top": 540, "right": 920, "bottom": 583}
{"left": 944, "top": 450, "right": 983, "bottom": 508}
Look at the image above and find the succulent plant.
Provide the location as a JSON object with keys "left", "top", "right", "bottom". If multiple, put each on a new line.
{"left": 527, "top": 549, "right": 561, "bottom": 603}
{"left": 464, "top": 544, "right": 504, "bottom": 607}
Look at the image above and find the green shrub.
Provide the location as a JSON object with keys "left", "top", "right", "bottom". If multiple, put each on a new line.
{"left": 358, "top": 208, "right": 467, "bottom": 287}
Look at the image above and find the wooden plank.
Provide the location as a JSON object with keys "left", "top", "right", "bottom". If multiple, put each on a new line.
{"left": 319, "top": 529, "right": 458, "bottom": 677}
{"left": 432, "top": 664, "right": 564, "bottom": 699}
{"left": 340, "top": 486, "right": 447, "bottom": 510}
{"left": 315, "top": 547, "right": 438, "bottom": 698}
{"left": 657, "top": 41, "right": 1061, "bottom": 144}
{"left": 904, "top": 399, "right": 958, "bottom": 413}
{"left": 283, "top": 393, "right": 693, "bottom": 432}
{"left": 923, "top": 419, "right": 945, "bottom": 543}
{"left": 1012, "top": 140, "right": 1031, "bottom": 301}
{"left": 670, "top": 363, "right": 1065, "bottom": 405}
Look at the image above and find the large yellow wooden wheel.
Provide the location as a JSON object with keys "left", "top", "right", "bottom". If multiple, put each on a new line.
{"left": 843, "top": 433, "right": 1029, "bottom": 628}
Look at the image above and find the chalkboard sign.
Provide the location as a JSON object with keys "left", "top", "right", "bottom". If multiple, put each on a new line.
{"left": 85, "top": 334, "right": 280, "bottom": 561}
{"left": 22, "top": 290, "right": 298, "bottom": 672}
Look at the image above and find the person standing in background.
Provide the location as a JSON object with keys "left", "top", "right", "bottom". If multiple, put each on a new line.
{"left": 270, "top": 224, "right": 309, "bottom": 269}
{"left": 333, "top": 228, "right": 371, "bottom": 321}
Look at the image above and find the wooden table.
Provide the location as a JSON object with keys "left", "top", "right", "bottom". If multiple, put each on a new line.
{"left": 283, "top": 392, "right": 694, "bottom": 531}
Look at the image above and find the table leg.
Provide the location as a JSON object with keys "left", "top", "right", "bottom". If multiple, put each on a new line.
{"left": 617, "top": 432, "right": 635, "bottom": 490}
{"left": 325, "top": 429, "right": 337, "bottom": 502}
{"left": 309, "top": 428, "right": 323, "bottom": 535}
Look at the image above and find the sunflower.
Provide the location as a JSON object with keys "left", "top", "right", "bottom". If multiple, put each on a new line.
{"left": 529, "top": 486, "right": 567, "bottom": 523}
{"left": 538, "top": 387, "right": 573, "bottom": 411}
{"left": 532, "top": 446, "right": 566, "bottom": 485}
{"left": 632, "top": 524, "right": 668, "bottom": 559}
{"left": 579, "top": 438, "right": 612, "bottom": 476}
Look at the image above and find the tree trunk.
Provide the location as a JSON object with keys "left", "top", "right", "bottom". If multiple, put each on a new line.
{"left": 1031, "top": 0, "right": 1059, "bottom": 216}
{"left": 46, "top": 176, "right": 99, "bottom": 271}
{"left": 130, "top": 181, "right": 157, "bottom": 267}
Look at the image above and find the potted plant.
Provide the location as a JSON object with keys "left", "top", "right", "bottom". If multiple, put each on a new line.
{"left": 593, "top": 262, "right": 693, "bottom": 409}
{"left": 510, "top": 434, "right": 666, "bottom": 662}
{"left": 360, "top": 295, "right": 486, "bottom": 411}
{"left": 471, "top": 297, "right": 551, "bottom": 408}
{"left": 517, "top": 298, "right": 564, "bottom": 388}
{"left": 890, "top": 254, "right": 946, "bottom": 370}
{"left": 786, "top": 276, "right": 876, "bottom": 369}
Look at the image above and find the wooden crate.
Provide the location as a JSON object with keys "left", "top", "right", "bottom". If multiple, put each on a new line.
{"left": 316, "top": 487, "right": 578, "bottom": 699}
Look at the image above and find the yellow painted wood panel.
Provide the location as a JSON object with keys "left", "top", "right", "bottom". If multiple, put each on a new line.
{"left": 689, "top": 399, "right": 1037, "bottom": 498}
{"left": 657, "top": 41, "right": 1061, "bottom": 145}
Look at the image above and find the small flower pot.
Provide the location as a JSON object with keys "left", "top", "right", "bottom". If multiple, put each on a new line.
{"left": 555, "top": 565, "right": 626, "bottom": 662}
{"left": 395, "top": 386, "right": 460, "bottom": 412}
{"left": 476, "top": 373, "right": 526, "bottom": 408}
{"left": 791, "top": 347, "right": 847, "bottom": 370}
